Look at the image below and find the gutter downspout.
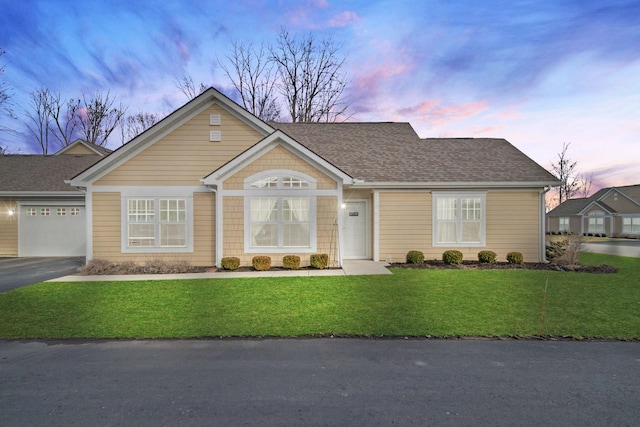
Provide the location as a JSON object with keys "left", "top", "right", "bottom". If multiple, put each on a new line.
{"left": 541, "top": 187, "right": 550, "bottom": 262}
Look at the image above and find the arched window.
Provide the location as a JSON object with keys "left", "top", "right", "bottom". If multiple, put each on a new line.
{"left": 244, "top": 171, "right": 317, "bottom": 252}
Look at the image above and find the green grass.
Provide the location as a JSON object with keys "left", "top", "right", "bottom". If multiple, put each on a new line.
{"left": 0, "top": 253, "right": 638, "bottom": 339}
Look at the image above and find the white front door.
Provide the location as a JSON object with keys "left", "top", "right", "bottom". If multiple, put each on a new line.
{"left": 342, "top": 201, "right": 368, "bottom": 259}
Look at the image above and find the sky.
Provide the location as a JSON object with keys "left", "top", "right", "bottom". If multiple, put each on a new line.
{"left": 1, "top": 0, "right": 639, "bottom": 193}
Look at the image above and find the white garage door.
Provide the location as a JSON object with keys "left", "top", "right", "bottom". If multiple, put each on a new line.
{"left": 19, "top": 205, "right": 86, "bottom": 256}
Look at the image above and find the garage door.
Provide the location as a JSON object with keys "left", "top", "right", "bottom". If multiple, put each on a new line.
{"left": 19, "top": 205, "right": 86, "bottom": 256}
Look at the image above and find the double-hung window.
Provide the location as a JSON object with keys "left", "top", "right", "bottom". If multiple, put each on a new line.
{"left": 559, "top": 217, "right": 570, "bottom": 233}
{"left": 623, "top": 217, "right": 640, "bottom": 234}
{"left": 124, "top": 197, "right": 191, "bottom": 252}
{"left": 245, "top": 171, "right": 316, "bottom": 253}
{"left": 433, "top": 193, "right": 486, "bottom": 246}
{"left": 587, "top": 211, "right": 605, "bottom": 234}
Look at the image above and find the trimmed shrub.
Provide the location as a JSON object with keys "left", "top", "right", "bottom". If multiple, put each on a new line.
{"left": 310, "top": 253, "right": 329, "bottom": 269}
{"left": 78, "top": 258, "right": 114, "bottom": 275}
{"left": 506, "top": 252, "right": 524, "bottom": 264}
{"left": 478, "top": 250, "right": 497, "bottom": 264}
{"left": 283, "top": 255, "right": 301, "bottom": 270}
{"left": 142, "top": 259, "right": 192, "bottom": 274}
{"left": 220, "top": 257, "right": 240, "bottom": 271}
{"left": 442, "top": 250, "right": 463, "bottom": 265}
{"left": 114, "top": 261, "right": 139, "bottom": 275}
{"left": 406, "top": 250, "right": 425, "bottom": 264}
{"left": 252, "top": 256, "right": 271, "bottom": 271}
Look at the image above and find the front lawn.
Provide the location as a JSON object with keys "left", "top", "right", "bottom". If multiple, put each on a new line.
{"left": 0, "top": 253, "right": 637, "bottom": 339}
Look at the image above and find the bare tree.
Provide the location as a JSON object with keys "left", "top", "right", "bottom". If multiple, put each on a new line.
{"left": 76, "top": 90, "right": 127, "bottom": 147}
{"left": 270, "top": 28, "right": 349, "bottom": 122}
{"left": 175, "top": 75, "right": 208, "bottom": 100}
{"left": 24, "top": 88, "right": 57, "bottom": 154}
{"left": 577, "top": 172, "right": 594, "bottom": 198}
{"left": 47, "top": 91, "right": 80, "bottom": 148}
{"left": 121, "top": 112, "right": 160, "bottom": 144}
{"left": 550, "top": 142, "right": 580, "bottom": 205}
{"left": 0, "top": 49, "right": 15, "bottom": 133}
{"left": 219, "top": 41, "right": 281, "bottom": 121}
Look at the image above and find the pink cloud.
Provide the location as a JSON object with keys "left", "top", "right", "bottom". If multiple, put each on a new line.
{"left": 396, "top": 100, "right": 487, "bottom": 127}
{"left": 329, "top": 11, "right": 360, "bottom": 27}
{"left": 351, "top": 62, "right": 412, "bottom": 94}
{"left": 471, "top": 126, "right": 501, "bottom": 136}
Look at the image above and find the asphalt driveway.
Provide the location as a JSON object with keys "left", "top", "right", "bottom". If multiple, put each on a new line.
{"left": 0, "top": 257, "right": 85, "bottom": 293}
{"left": 582, "top": 239, "right": 640, "bottom": 258}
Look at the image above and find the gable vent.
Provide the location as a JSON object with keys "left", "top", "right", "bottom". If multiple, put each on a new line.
{"left": 209, "top": 130, "right": 221, "bottom": 142}
{"left": 209, "top": 114, "right": 221, "bottom": 126}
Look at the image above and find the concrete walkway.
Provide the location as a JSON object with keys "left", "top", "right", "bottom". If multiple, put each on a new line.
{"left": 48, "top": 260, "right": 391, "bottom": 282}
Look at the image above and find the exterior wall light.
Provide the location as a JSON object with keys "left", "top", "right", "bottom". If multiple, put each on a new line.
{"left": 8, "top": 208, "right": 15, "bottom": 217}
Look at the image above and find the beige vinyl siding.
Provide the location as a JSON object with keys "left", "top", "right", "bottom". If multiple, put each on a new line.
{"left": 222, "top": 195, "right": 338, "bottom": 267}
{"left": 0, "top": 200, "right": 18, "bottom": 256}
{"left": 95, "top": 105, "right": 264, "bottom": 186}
{"left": 600, "top": 192, "right": 639, "bottom": 214}
{"left": 378, "top": 192, "right": 431, "bottom": 263}
{"left": 92, "top": 192, "right": 215, "bottom": 266}
{"left": 317, "top": 196, "right": 339, "bottom": 265}
{"left": 485, "top": 191, "right": 541, "bottom": 262}
{"left": 60, "top": 144, "right": 96, "bottom": 155}
{"left": 224, "top": 145, "right": 337, "bottom": 190}
{"left": 379, "top": 190, "right": 543, "bottom": 263}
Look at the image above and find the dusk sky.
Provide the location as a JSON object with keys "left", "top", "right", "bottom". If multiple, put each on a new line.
{"left": 1, "top": 0, "right": 638, "bottom": 192}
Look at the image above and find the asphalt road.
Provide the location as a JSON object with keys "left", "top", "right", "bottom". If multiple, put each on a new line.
{"left": 1, "top": 339, "right": 638, "bottom": 426}
{"left": 582, "top": 240, "right": 640, "bottom": 258}
{"left": 0, "top": 257, "right": 85, "bottom": 293}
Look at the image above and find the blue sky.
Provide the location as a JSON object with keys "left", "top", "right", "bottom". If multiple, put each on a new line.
{"left": 1, "top": 0, "right": 639, "bottom": 191}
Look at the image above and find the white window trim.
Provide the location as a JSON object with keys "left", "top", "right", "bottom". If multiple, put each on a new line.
{"left": 243, "top": 170, "right": 318, "bottom": 254}
{"left": 559, "top": 217, "right": 570, "bottom": 232}
{"left": 121, "top": 196, "right": 194, "bottom": 253}
{"left": 432, "top": 192, "right": 487, "bottom": 247}
{"left": 622, "top": 216, "right": 640, "bottom": 234}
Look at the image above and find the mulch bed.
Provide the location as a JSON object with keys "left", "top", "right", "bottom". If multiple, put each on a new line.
{"left": 390, "top": 260, "right": 618, "bottom": 274}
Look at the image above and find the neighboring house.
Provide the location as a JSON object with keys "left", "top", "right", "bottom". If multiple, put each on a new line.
{"left": 547, "top": 184, "right": 640, "bottom": 237}
{"left": 2, "top": 88, "right": 559, "bottom": 265}
{"left": 0, "top": 139, "right": 109, "bottom": 256}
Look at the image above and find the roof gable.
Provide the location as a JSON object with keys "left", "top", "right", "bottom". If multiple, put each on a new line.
{"left": 203, "top": 130, "right": 353, "bottom": 186}
{"left": 55, "top": 139, "right": 112, "bottom": 156}
{"left": 69, "top": 88, "right": 274, "bottom": 186}
{"left": 599, "top": 184, "right": 640, "bottom": 207}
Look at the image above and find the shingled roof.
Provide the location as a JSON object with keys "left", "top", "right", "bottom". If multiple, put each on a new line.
{"left": 0, "top": 155, "right": 102, "bottom": 192}
{"left": 548, "top": 184, "right": 640, "bottom": 216}
{"left": 270, "top": 122, "right": 558, "bottom": 184}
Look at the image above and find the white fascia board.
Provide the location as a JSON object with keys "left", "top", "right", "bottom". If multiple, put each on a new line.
{"left": 349, "top": 181, "right": 560, "bottom": 190}
{"left": 69, "top": 88, "right": 274, "bottom": 187}
{"left": 578, "top": 201, "right": 614, "bottom": 215}
{"left": 55, "top": 140, "right": 105, "bottom": 156}
{"left": 0, "top": 191, "right": 85, "bottom": 198}
{"left": 202, "top": 131, "right": 353, "bottom": 186}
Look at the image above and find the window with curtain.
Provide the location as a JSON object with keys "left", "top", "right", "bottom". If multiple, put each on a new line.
{"left": 434, "top": 194, "right": 485, "bottom": 246}
{"left": 246, "top": 172, "right": 315, "bottom": 251}
{"left": 587, "top": 211, "right": 605, "bottom": 234}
